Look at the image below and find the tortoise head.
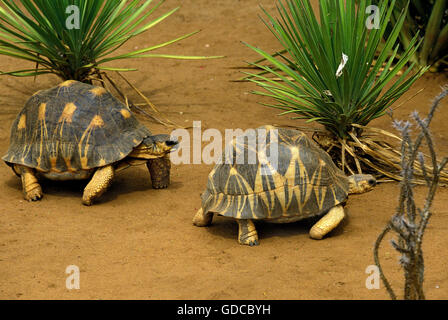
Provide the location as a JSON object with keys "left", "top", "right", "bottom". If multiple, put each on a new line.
{"left": 130, "top": 134, "right": 178, "bottom": 159}
{"left": 143, "top": 134, "right": 178, "bottom": 156}
{"left": 347, "top": 174, "right": 376, "bottom": 194}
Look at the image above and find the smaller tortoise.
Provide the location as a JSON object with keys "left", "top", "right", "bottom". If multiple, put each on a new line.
{"left": 3, "top": 80, "right": 177, "bottom": 205}
{"left": 193, "top": 126, "right": 376, "bottom": 246}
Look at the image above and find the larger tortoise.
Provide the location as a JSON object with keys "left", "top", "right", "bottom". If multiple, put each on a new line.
{"left": 193, "top": 126, "right": 376, "bottom": 246}
{"left": 3, "top": 80, "right": 177, "bottom": 205}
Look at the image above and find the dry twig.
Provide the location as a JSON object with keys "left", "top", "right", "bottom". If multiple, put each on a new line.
{"left": 373, "top": 88, "right": 448, "bottom": 300}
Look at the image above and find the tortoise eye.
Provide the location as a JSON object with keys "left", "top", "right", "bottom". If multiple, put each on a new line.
{"left": 368, "top": 179, "right": 376, "bottom": 186}
{"left": 166, "top": 140, "right": 178, "bottom": 147}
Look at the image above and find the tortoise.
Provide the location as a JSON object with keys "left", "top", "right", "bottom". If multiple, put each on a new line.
{"left": 193, "top": 126, "right": 376, "bottom": 246}
{"left": 2, "top": 80, "right": 177, "bottom": 205}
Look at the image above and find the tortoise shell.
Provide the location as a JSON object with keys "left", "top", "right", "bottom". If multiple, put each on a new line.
{"left": 201, "top": 126, "right": 350, "bottom": 220}
{"left": 2, "top": 80, "right": 151, "bottom": 172}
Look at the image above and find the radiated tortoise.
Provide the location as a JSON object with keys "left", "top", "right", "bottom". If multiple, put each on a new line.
{"left": 193, "top": 126, "right": 376, "bottom": 246}
{"left": 3, "top": 80, "right": 178, "bottom": 205}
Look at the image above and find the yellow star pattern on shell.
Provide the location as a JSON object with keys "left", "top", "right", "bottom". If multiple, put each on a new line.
{"left": 201, "top": 126, "right": 350, "bottom": 221}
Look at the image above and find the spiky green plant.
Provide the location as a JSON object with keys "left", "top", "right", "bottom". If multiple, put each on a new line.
{"left": 0, "top": 0, "right": 220, "bottom": 82}
{"left": 245, "top": 0, "right": 428, "bottom": 141}
{"left": 373, "top": 0, "right": 448, "bottom": 71}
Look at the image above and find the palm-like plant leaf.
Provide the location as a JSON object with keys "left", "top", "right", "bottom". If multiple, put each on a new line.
{"left": 0, "top": 0, "right": 221, "bottom": 81}
{"left": 246, "top": 0, "right": 428, "bottom": 139}
{"left": 372, "top": 0, "right": 448, "bottom": 70}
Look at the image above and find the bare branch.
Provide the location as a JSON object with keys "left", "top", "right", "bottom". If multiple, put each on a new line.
{"left": 374, "top": 88, "right": 447, "bottom": 300}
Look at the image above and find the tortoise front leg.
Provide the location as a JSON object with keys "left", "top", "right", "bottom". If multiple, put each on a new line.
{"left": 147, "top": 155, "right": 171, "bottom": 189}
{"left": 14, "top": 165, "right": 43, "bottom": 202}
{"left": 309, "top": 205, "right": 345, "bottom": 240}
{"left": 82, "top": 165, "right": 114, "bottom": 206}
{"left": 238, "top": 219, "right": 259, "bottom": 246}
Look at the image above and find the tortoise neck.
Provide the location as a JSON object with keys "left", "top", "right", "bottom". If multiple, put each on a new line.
{"left": 128, "top": 144, "right": 162, "bottom": 160}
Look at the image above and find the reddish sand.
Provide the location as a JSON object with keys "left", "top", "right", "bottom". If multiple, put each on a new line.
{"left": 0, "top": 0, "right": 447, "bottom": 300}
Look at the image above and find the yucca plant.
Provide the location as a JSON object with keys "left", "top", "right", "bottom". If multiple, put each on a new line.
{"left": 372, "top": 0, "right": 448, "bottom": 71}
{"left": 0, "top": 0, "right": 219, "bottom": 82}
{"left": 246, "top": 0, "right": 426, "bottom": 139}
{"left": 243, "top": 0, "right": 447, "bottom": 183}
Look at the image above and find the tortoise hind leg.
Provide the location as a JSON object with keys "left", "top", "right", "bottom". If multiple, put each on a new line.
{"left": 309, "top": 205, "right": 345, "bottom": 240}
{"left": 238, "top": 219, "right": 259, "bottom": 246}
{"left": 82, "top": 165, "right": 114, "bottom": 206}
{"left": 14, "top": 165, "right": 43, "bottom": 201}
{"left": 147, "top": 156, "right": 171, "bottom": 189}
{"left": 193, "top": 208, "right": 214, "bottom": 227}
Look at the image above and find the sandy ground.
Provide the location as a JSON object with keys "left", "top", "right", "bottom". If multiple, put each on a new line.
{"left": 0, "top": 0, "right": 447, "bottom": 300}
